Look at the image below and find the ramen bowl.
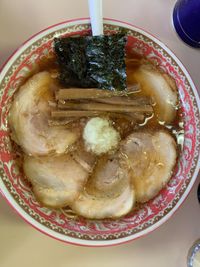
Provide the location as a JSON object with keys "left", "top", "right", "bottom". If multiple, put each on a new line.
{"left": 0, "top": 18, "right": 200, "bottom": 247}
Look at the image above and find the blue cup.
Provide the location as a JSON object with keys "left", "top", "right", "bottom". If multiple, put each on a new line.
{"left": 173, "top": 0, "right": 200, "bottom": 48}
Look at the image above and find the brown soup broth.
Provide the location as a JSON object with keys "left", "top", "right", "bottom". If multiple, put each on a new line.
{"left": 10, "top": 47, "right": 183, "bottom": 218}
{"left": 125, "top": 51, "right": 184, "bottom": 149}
{"left": 16, "top": 49, "right": 184, "bottom": 154}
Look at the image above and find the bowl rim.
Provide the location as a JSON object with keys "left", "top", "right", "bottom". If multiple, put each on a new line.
{"left": 0, "top": 17, "right": 200, "bottom": 247}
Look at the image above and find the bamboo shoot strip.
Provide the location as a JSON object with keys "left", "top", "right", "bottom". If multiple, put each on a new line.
{"left": 89, "top": 96, "right": 150, "bottom": 105}
{"left": 51, "top": 110, "right": 105, "bottom": 118}
{"left": 51, "top": 110, "right": 145, "bottom": 121}
{"left": 57, "top": 102, "right": 153, "bottom": 113}
{"left": 55, "top": 87, "right": 139, "bottom": 100}
{"left": 48, "top": 119, "right": 75, "bottom": 126}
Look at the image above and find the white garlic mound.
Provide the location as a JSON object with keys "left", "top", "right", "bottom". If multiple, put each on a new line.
{"left": 83, "top": 117, "right": 120, "bottom": 155}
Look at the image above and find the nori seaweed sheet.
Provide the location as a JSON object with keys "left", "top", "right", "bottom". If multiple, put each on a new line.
{"left": 54, "top": 34, "right": 127, "bottom": 91}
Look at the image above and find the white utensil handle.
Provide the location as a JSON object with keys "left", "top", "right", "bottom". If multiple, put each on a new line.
{"left": 88, "top": 0, "right": 103, "bottom": 36}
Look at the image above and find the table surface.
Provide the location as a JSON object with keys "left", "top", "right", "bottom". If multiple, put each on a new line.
{"left": 0, "top": 0, "right": 200, "bottom": 266}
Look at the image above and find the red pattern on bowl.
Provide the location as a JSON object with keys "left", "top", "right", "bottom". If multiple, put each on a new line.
{"left": 0, "top": 18, "right": 200, "bottom": 246}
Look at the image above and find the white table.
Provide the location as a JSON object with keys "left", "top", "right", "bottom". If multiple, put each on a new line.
{"left": 0, "top": 0, "right": 200, "bottom": 266}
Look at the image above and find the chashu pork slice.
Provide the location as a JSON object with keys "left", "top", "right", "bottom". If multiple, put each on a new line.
{"left": 71, "top": 155, "right": 135, "bottom": 219}
{"left": 89, "top": 155, "right": 126, "bottom": 192}
{"left": 120, "top": 131, "right": 177, "bottom": 203}
{"left": 23, "top": 155, "right": 89, "bottom": 208}
{"left": 9, "top": 71, "right": 79, "bottom": 156}
{"left": 131, "top": 64, "right": 178, "bottom": 123}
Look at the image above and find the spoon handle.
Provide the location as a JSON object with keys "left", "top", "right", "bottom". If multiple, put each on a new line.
{"left": 88, "top": 0, "right": 103, "bottom": 36}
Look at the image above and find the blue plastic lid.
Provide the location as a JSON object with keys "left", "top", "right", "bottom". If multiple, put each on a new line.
{"left": 173, "top": 0, "right": 200, "bottom": 48}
